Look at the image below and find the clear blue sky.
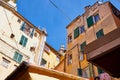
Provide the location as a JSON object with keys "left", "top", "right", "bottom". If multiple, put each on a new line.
{"left": 16, "top": 0, "right": 120, "bottom": 50}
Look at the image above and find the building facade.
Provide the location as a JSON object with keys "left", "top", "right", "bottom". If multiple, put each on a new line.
{"left": 41, "top": 43, "right": 62, "bottom": 69}
{"left": 0, "top": 0, "right": 46, "bottom": 79}
{"left": 56, "top": 1, "right": 120, "bottom": 80}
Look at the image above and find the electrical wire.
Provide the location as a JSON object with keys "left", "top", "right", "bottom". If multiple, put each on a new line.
{"left": 3, "top": 7, "right": 20, "bottom": 52}
{"left": 48, "top": 0, "right": 71, "bottom": 21}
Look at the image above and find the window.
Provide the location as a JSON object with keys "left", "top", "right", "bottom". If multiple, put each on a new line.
{"left": 87, "top": 16, "right": 94, "bottom": 28}
{"left": 13, "top": 52, "right": 23, "bottom": 63}
{"left": 68, "top": 34, "right": 72, "bottom": 43}
{"left": 93, "top": 14, "right": 100, "bottom": 23}
{"left": 82, "top": 67, "right": 90, "bottom": 78}
{"left": 80, "top": 41, "right": 86, "bottom": 53}
{"left": 87, "top": 14, "right": 100, "bottom": 28}
{"left": 80, "top": 26, "right": 85, "bottom": 34}
{"left": 1, "top": 57, "right": 10, "bottom": 68}
{"left": 74, "top": 27, "right": 79, "bottom": 39}
{"left": 20, "top": 22, "right": 34, "bottom": 37}
{"left": 78, "top": 68, "right": 82, "bottom": 76}
{"left": 19, "top": 35, "right": 28, "bottom": 47}
{"left": 68, "top": 54, "right": 72, "bottom": 65}
{"left": 112, "top": 5, "right": 120, "bottom": 19}
{"left": 17, "top": 19, "right": 21, "bottom": 23}
{"left": 40, "top": 58, "right": 47, "bottom": 67}
{"left": 96, "top": 29, "right": 104, "bottom": 38}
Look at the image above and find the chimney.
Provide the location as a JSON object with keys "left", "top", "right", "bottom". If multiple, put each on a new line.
{"left": 59, "top": 45, "right": 65, "bottom": 56}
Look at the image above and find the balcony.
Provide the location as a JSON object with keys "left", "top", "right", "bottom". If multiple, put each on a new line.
{"left": 84, "top": 28, "right": 120, "bottom": 78}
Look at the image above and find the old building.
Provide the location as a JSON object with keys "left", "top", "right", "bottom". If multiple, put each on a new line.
{"left": 41, "top": 42, "right": 62, "bottom": 69}
{"left": 0, "top": 0, "right": 46, "bottom": 79}
{"left": 56, "top": 1, "right": 120, "bottom": 79}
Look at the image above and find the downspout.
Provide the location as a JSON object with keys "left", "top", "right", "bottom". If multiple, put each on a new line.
{"left": 37, "top": 33, "right": 46, "bottom": 65}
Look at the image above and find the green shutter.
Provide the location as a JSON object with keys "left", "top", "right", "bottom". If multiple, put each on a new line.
{"left": 20, "top": 22, "right": 25, "bottom": 30}
{"left": 19, "top": 35, "right": 28, "bottom": 47}
{"left": 23, "top": 37, "right": 28, "bottom": 47}
{"left": 74, "top": 27, "right": 79, "bottom": 39}
{"left": 19, "top": 35, "right": 24, "bottom": 45}
{"left": 96, "top": 29, "right": 104, "bottom": 38}
{"left": 13, "top": 52, "right": 18, "bottom": 61}
{"left": 98, "top": 68, "right": 104, "bottom": 74}
{"left": 80, "top": 41, "right": 86, "bottom": 52}
{"left": 18, "top": 54, "right": 23, "bottom": 63}
{"left": 78, "top": 68, "right": 82, "bottom": 76}
{"left": 87, "top": 16, "right": 94, "bottom": 28}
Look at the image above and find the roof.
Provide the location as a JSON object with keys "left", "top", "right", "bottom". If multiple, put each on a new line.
{"left": 5, "top": 61, "right": 87, "bottom": 80}
{"left": 0, "top": 0, "right": 47, "bottom": 36}
{"left": 45, "top": 42, "right": 62, "bottom": 57}
{"left": 66, "top": 15, "right": 80, "bottom": 29}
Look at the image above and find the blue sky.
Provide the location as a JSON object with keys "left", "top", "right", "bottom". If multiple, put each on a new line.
{"left": 17, "top": 0, "right": 120, "bottom": 50}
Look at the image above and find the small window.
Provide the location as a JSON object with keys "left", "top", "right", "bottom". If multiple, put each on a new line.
{"left": 93, "top": 14, "right": 100, "bottom": 23}
{"left": 40, "top": 58, "right": 47, "bottom": 67}
{"left": 19, "top": 35, "right": 28, "bottom": 47}
{"left": 68, "top": 54, "right": 72, "bottom": 65}
{"left": 1, "top": 57, "right": 10, "bottom": 68}
{"left": 17, "top": 19, "right": 21, "bottom": 23}
{"left": 80, "top": 26, "right": 85, "bottom": 34}
{"left": 13, "top": 52, "right": 23, "bottom": 63}
{"left": 68, "top": 34, "right": 72, "bottom": 43}
{"left": 87, "top": 16, "right": 94, "bottom": 28}
{"left": 74, "top": 27, "right": 79, "bottom": 39}
{"left": 112, "top": 5, "right": 120, "bottom": 19}
{"left": 96, "top": 29, "right": 104, "bottom": 38}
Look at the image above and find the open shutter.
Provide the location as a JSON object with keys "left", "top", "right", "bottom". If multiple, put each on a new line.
{"left": 74, "top": 27, "right": 79, "bottom": 39}
{"left": 20, "top": 22, "right": 25, "bottom": 30}
{"left": 80, "top": 41, "right": 86, "bottom": 52}
{"left": 23, "top": 37, "right": 28, "bottom": 47}
{"left": 78, "top": 68, "right": 82, "bottom": 76}
{"left": 19, "top": 35, "right": 24, "bottom": 45}
{"left": 30, "top": 28, "right": 34, "bottom": 37}
{"left": 87, "top": 16, "right": 94, "bottom": 28}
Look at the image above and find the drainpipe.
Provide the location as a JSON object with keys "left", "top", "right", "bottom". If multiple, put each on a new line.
{"left": 37, "top": 33, "right": 46, "bottom": 65}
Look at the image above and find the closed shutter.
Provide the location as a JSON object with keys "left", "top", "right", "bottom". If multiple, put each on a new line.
{"left": 23, "top": 37, "right": 28, "bottom": 47}
{"left": 78, "top": 68, "right": 82, "bottom": 76}
{"left": 87, "top": 16, "right": 94, "bottom": 28}
{"left": 18, "top": 54, "right": 23, "bottom": 63}
{"left": 96, "top": 29, "right": 104, "bottom": 38}
{"left": 13, "top": 52, "right": 18, "bottom": 61}
{"left": 74, "top": 27, "right": 79, "bottom": 39}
